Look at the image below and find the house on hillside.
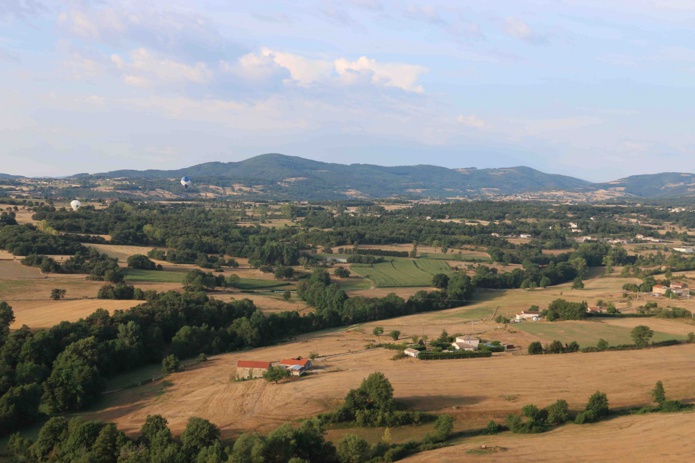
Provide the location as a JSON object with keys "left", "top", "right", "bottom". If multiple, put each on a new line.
{"left": 652, "top": 285, "right": 668, "bottom": 296}
{"left": 452, "top": 335, "right": 480, "bottom": 351}
{"left": 279, "top": 358, "right": 312, "bottom": 376}
{"left": 404, "top": 348, "right": 420, "bottom": 358}
{"left": 673, "top": 246, "right": 695, "bottom": 254}
{"left": 515, "top": 310, "right": 540, "bottom": 321}
{"left": 670, "top": 283, "right": 689, "bottom": 296}
{"left": 587, "top": 306, "right": 604, "bottom": 314}
{"left": 236, "top": 360, "right": 271, "bottom": 380}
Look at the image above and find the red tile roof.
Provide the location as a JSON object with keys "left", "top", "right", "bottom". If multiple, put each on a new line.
{"left": 237, "top": 360, "right": 271, "bottom": 369}
{"left": 279, "top": 358, "right": 311, "bottom": 367}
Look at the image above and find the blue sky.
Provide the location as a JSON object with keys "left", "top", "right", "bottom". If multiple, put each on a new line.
{"left": 1, "top": 0, "right": 695, "bottom": 180}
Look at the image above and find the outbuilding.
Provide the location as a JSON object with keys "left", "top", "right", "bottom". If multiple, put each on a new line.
{"left": 236, "top": 360, "right": 271, "bottom": 380}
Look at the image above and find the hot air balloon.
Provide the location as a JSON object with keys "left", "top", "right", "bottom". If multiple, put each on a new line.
{"left": 70, "top": 200, "right": 81, "bottom": 211}
{"left": 181, "top": 176, "right": 192, "bottom": 189}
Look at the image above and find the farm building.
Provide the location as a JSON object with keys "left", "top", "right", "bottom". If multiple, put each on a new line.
{"left": 515, "top": 310, "right": 540, "bottom": 321}
{"left": 653, "top": 283, "right": 689, "bottom": 297}
{"left": 236, "top": 360, "right": 271, "bottom": 380}
{"left": 404, "top": 348, "right": 420, "bottom": 358}
{"left": 452, "top": 335, "right": 480, "bottom": 351}
{"left": 279, "top": 358, "right": 312, "bottom": 376}
{"left": 652, "top": 285, "right": 669, "bottom": 296}
{"left": 587, "top": 306, "right": 604, "bottom": 314}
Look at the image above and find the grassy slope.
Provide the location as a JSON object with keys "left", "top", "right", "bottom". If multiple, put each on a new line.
{"left": 351, "top": 258, "right": 451, "bottom": 287}
{"left": 516, "top": 319, "right": 687, "bottom": 345}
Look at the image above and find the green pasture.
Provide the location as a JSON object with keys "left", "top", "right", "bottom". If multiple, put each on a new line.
{"left": 233, "top": 278, "right": 292, "bottom": 290}
{"left": 418, "top": 252, "right": 491, "bottom": 262}
{"left": 350, "top": 258, "right": 451, "bottom": 287}
{"left": 123, "top": 269, "right": 185, "bottom": 283}
{"left": 335, "top": 276, "right": 373, "bottom": 291}
{"left": 433, "top": 305, "right": 495, "bottom": 321}
{"left": 516, "top": 320, "right": 686, "bottom": 346}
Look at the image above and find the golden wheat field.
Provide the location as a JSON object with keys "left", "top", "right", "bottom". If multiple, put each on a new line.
{"left": 81, "top": 317, "right": 695, "bottom": 441}
{"left": 401, "top": 412, "right": 695, "bottom": 463}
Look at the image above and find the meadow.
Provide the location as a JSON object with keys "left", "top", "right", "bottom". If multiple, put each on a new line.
{"left": 350, "top": 258, "right": 451, "bottom": 287}
{"left": 123, "top": 269, "right": 186, "bottom": 283}
{"left": 516, "top": 319, "right": 687, "bottom": 346}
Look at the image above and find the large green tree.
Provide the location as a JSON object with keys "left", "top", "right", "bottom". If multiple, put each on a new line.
{"left": 631, "top": 325, "right": 654, "bottom": 347}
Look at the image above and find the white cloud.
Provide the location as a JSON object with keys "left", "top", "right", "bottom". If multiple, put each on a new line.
{"left": 457, "top": 114, "right": 486, "bottom": 128}
{"left": 111, "top": 48, "right": 213, "bottom": 87}
{"left": 230, "top": 48, "right": 427, "bottom": 92}
{"left": 504, "top": 17, "right": 547, "bottom": 44}
{"left": 263, "top": 49, "right": 335, "bottom": 86}
{"left": 335, "top": 56, "right": 427, "bottom": 92}
{"left": 62, "top": 50, "right": 106, "bottom": 79}
{"left": 57, "top": 9, "right": 125, "bottom": 40}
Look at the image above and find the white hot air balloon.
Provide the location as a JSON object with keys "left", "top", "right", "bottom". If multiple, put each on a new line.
{"left": 70, "top": 200, "right": 81, "bottom": 211}
{"left": 181, "top": 176, "right": 192, "bottom": 189}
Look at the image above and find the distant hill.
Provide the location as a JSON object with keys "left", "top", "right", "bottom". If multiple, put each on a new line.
{"left": 597, "top": 173, "right": 695, "bottom": 198}
{"left": 92, "top": 153, "right": 597, "bottom": 200}
{"left": 0, "top": 173, "right": 23, "bottom": 179}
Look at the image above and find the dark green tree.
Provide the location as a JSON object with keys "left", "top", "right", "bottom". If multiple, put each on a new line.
{"left": 431, "top": 273, "right": 449, "bottom": 289}
{"left": 528, "top": 341, "right": 543, "bottom": 355}
{"left": 631, "top": 325, "right": 654, "bottom": 347}
{"left": 127, "top": 254, "right": 157, "bottom": 270}
{"left": 50, "top": 288, "right": 66, "bottom": 300}
{"left": 181, "top": 417, "right": 220, "bottom": 455}
{"left": 162, "top": 354, "right": 180, "bottom": 375}
{"left": 336, "top": 434, "right": 370, "bottom": 463}
{"left": 263, "top": 366, "right": 290, "bottom": 384}
{"left": 372, "top": 326, "right": 384, "bottom": 344}
{"left": 652, "top": 380, "right": 666, "bottom": 406}
{"left": 432, "top": 414, "right": 454, "bottom": 442}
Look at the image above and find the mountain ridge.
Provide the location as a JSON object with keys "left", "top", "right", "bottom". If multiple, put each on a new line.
{"left": 6, "top": 154, "right": 695, "bottom": 200}
{"left": 59, "top": 153, "right": 695, "bottom": 199}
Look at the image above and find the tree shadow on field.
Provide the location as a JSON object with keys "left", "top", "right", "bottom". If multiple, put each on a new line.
{"left": 398, "top": 395, "right": 486, "bottom": 411}
{"left": 76, "top": 379, "right": 177, "bottom": 436}
{"left": 470, "top": 290, "right": 508, "bottom": 304}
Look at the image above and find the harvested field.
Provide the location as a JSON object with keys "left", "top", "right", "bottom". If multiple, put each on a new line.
{"left": 402, "top": 412, "right": 695, "bottom": 462}
{"left": 212, "top": 293, "right": 311, "bottom": 314}
{"left": 0, "top": 260, "right": 45, "bottom": 279}
{"left": 10, "top": 299, "right": 139, "bottom": 328}
{"left": 85, "top": 244, "right": 156, "bottom": 262}
{"left": 81, "top": 322, "right": 695, "bottom": 440}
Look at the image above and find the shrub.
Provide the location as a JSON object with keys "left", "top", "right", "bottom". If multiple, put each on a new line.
{"left": 162, "top": 354, "right": 180, "bottom": 374}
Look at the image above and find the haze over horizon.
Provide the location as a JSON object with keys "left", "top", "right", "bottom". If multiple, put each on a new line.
{"left": 2, "top": 1, "right": 694, "bottom": 181}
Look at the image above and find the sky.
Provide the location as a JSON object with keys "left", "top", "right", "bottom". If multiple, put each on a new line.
{"left": 1, "top": 0, "right": 695, "bottom": 181}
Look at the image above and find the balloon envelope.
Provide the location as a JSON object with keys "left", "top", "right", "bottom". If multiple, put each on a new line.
{"left": 181, "top": 176, "right": 192, "bottom": 189}
{"left": 70, "top": 200, "right": 81, "bottom": 211}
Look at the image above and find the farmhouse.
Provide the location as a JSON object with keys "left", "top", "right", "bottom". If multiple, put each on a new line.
{"left": 403, "top": 348, "right": 420, "bottom": 358}
{"left": 278, "top": 358, "right": 312, "bottom": 376}
{"left": 652, "top": 284, "right": 668, "bottom": 296}
{"left": 515, "top": 310, "right": 540, "bottom": 321}
{"left": 673, "top": 246, "right": 695, "bottom": 254}
{"left": 653, "top": 283, "right": 690, "bottom": 297}
{"left": 279, "top": 358, "right": 312, "bottom": 369}
{"left": 587, "top": 306, "right": 604, "bottom": 314}
{"left": 670, "top": 283, "right": 690, "bottom": 296}
{"left": 452, "top": 335, "right": 480, "bottom": 351}
{"left": 236, "top": 360, "right": 271, "bottom": 380}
